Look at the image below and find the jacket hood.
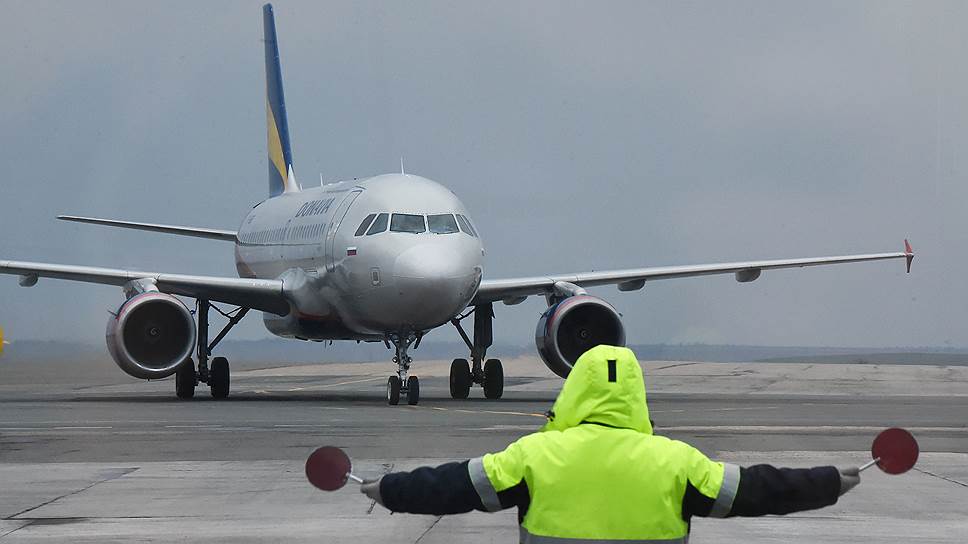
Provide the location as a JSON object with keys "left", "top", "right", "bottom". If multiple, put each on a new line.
{"left": 542, "top": 344, "right": 652, "bottom": 434}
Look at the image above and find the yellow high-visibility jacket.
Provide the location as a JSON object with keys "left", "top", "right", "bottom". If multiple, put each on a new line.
{"left": 379, "top": 345, "right": 841, "bottom": 543}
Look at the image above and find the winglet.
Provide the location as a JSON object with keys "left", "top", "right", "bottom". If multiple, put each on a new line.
{"left": 904, "top": 239, "right": 914, "bottom": 274}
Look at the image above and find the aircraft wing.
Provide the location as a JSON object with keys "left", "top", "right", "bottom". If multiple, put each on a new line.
{"left": 0, "top": 260, "right": 289, "bottom": 315}
{"left": 58, "top": 215, "right": 237, "bottom": 242}
{"left": 472, "top": 241, "right": 914, "bottom": 305}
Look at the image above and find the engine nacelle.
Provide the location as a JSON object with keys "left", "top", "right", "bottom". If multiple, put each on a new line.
{"left": 106, "top": 292, "right": 197, "bottom": 380}
{"left": 535, "top": 295, "right": 626, "bottom": 378}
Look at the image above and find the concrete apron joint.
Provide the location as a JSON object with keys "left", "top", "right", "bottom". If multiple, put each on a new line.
{"left": 414, "top": 515, "right": 444, "bottom": 544}
{"left": 0, "top": 522, "right": 31, "bottom": 540}
{"left": 913, "top": 468, "right": 968, "bottom": 489}
{"left": 7, "top": 467, "right": 139, "bottom": 521}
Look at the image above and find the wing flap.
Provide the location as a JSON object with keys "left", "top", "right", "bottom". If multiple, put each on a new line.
{"left": 58, "top": 215, "right": 237, "bottom": 242}
{"left": 0, "top": 260, "right": 288, "bottom": 315}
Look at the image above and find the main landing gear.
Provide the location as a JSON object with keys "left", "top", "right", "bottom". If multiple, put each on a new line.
{"left": 175, "top": 299, "right": 249, "bottom": 400}
{"left": 386, "top": 332, "right": 420, "bottom": 406}
{"left": 450, "top": 302, "right": 504, "bottom": 400}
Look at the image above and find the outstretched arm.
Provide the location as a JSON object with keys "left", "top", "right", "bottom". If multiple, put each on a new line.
{"left": 363, "top": 439, "right": 532, "bottom": 516}
{"left": 372, "top": 460, "right": 485, "bottom": 515}
{"left": 684, "top": 462, "right": 853, "bottom": 519}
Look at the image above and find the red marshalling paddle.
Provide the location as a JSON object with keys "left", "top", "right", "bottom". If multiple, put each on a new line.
{"left": 859, "top": 427, "right": 919, "bottom": 475}
{"left": 305, "top": 446, "right": 363, "bottom": 491}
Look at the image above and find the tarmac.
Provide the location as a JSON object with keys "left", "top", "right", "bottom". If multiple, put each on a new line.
{"left": 0, "top": 355, "right": 966, "bottom": 542}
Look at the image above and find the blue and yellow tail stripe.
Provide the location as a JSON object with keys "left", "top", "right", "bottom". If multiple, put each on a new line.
{"left": 263, "top": 4, "right": 294, "bottom": 196}
{"left": 266, "top": 97, "right": 288, "bottom": 190}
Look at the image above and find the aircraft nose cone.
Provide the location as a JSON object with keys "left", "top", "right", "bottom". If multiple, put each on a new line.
{"left": 393, "top": 243, "right": 481, "bottom": 327}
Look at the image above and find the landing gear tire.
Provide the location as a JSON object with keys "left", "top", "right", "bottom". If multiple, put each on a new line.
{"left": 175, "top": 358, "right": 196, "bottom": 399}
{"left": 483, "top": 358, "right": 504, "bottom": 399}
{"left": 449, "top": 358, "right": 472, "bottom": 399}
{"left": 406, "top": 376, "right": 420, "bottom": 405}
{"left": 210, "top": 356, "right": 230, "bottom": 399}
{"left": 387, "top": 376, "right": 402, "bottom": 405}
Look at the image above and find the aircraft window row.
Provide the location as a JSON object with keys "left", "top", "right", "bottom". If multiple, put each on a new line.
{"left": 354, "top": 213, "right": 478, "bottom": 237}
{"left": 291, "top": 222, "right": 326, "bottom": 240}
{"left": 240, "top": 223, "right": 325, "bottom": 245}
{"left": 240, "top": 228, "right": 284, "bottom": 245}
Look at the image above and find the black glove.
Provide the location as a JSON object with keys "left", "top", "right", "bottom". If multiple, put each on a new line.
{"left": 361, "top": 477, "right": 384, "bottom": 506}
{"left": 839, "top": 467, "right": 860, "bottom": 496}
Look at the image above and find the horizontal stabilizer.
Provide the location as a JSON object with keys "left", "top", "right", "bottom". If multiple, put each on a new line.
{"left": 58, "top": 215, "right": 237, "bottom": 242}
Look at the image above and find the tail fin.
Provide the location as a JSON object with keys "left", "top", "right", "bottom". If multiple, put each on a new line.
{"left": 263, "top": 4, "right": 297, "bottom": 196}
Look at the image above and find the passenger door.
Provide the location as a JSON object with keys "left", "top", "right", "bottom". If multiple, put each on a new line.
{"left": 324, "top": 189, "right": 362, "bottom": 272}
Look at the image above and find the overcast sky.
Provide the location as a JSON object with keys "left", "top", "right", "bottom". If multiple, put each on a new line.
{"left": 1, "top": 1, "right": 965, "bottom": 351}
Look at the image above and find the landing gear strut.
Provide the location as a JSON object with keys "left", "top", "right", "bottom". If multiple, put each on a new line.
{"left": 386, "top": 332, "right": 420, "bottom": 406}
{"left": 176, "top": 299, "right": 249, "bottom": 400}
{"left": 450, "top": 302, "right": 503, "bottom": 399}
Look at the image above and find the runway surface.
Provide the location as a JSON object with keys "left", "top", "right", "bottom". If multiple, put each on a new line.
{"left": 1, "top": 356, "right": 966, "bottom": 542}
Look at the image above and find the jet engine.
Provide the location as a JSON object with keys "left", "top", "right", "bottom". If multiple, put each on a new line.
{"left": 535, "top": 295, "right": 626, "bottom": 378}
{"left": 106, "top": 292, "right": 197, "bottom": 380}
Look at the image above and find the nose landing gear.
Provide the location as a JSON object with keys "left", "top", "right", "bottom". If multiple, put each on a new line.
{"left": 386, "top": 333, "right": 420, "bottom": 405}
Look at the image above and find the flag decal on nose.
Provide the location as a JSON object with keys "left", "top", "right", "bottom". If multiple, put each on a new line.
{"left": 346, "top": 247, "right": 357, "bottom": 256}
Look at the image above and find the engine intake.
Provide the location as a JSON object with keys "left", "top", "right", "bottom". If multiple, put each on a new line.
{"left": 106, "top": 292, "right": 196, "bottom": 379}
{"left": 535, "top": 295, "right": 626, "bottom": 378}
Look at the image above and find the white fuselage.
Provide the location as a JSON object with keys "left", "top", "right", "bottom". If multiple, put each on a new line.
{"left": 234, "top": 174, "right": 484, "bottom": 341}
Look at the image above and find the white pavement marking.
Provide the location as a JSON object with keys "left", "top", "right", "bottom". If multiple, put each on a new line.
{"left": 52, "top": 426, "right": 112, "bottom": 430}
{"left": 5, "top": 423, "right": 964, "bottom": 437}
{"left": 164, "top": 425, "right": 223, "bottom": 429}
{"left": 659, "top": 425, "right": 968, "bottom": 433}
{"left": 272, "top": 424, "right": 331, "bottom": 428}
{"left": 408, "top": 405, "right": 545, "bottom": 418}
{"left": 287, "top": 376, "right": 386, "bottom": 391}
{"left": 702, "top": 406, "right": 779, "bottom": 412}
{"left": 461, "top": 425, "right": 542, "bottom": 432}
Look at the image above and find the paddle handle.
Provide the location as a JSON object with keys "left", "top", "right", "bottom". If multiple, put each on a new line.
{"left": 859, "top": 457, "right": 881, "bottom": 472}
{"left": 347, "top": 473, "right": 364, "bottom": 484}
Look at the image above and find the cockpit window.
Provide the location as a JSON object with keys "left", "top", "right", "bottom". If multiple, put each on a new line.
{"left": 427, "top": 214, "right": 459, "bottom": 234}
{"left": 390, "top": 213, "right": 426, "bottom": 234}
{"left": 355, "top": 213, "right": 377, "bottom": 236}
{"left": 366, "top": 213, "right": 389, "bottom": 235}
{"left": 456, "top": 214, "right": 478, "bottom": 237}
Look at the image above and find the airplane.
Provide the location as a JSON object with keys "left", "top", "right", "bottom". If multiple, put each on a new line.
{"left": 0, "top": 4, "right": 914, "bottom": 405}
